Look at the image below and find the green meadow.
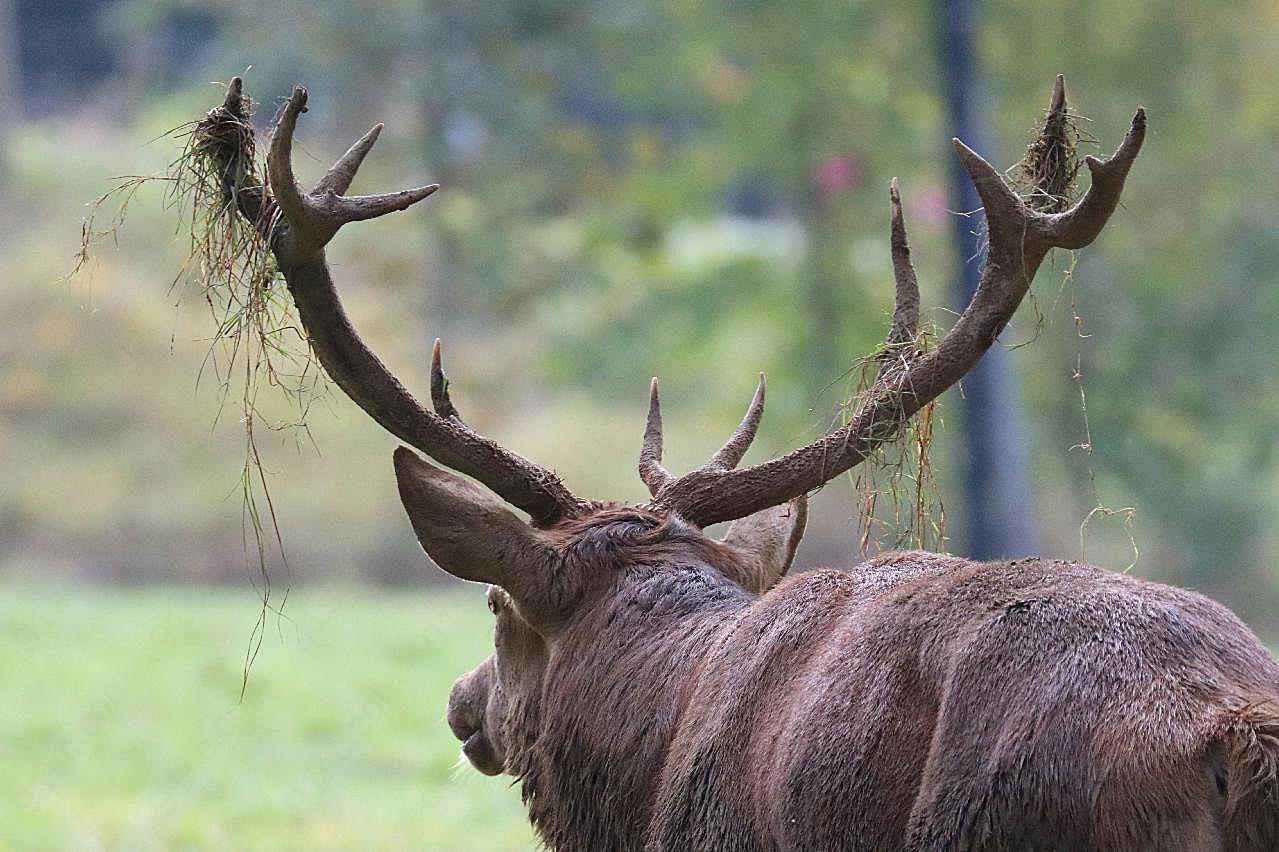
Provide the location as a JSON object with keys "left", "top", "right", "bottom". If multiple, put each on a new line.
{"left": 2, "top": 586, "right": 537, "bottom": 851}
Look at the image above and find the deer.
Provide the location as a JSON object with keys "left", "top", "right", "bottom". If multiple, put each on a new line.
{"left": 199, "top": 75, "right": 1279, "bottom": 850}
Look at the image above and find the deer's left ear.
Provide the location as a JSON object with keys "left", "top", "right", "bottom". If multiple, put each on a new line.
{"left": 393, "top": 447, "right": 562, "bottom": 614}
{"left": 718, "top": 496, "right": 807, "bottom": 593}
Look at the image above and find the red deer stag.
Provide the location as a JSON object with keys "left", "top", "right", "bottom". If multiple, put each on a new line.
{"left": 202, "top": 76, "right": 1279, "bottom": 850}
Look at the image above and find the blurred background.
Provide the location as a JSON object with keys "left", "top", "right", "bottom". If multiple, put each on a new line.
{"left": 3, "top": 0, "right": 1278, "bottom": 848}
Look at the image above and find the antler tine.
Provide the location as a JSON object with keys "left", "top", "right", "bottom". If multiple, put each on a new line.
{"left": 265, "top": 87, "right": 314, "bottom": 248}
{"left": 705, "top": 373, "right": 766, "bottom": 471}
{"left": 885, "top": 178, "right": 919, "bottom": 348}
{"left": 314, "top": 122, "right": 383, "bottom": 197}
{"left": 639, "top": 378, "right": 675, "bottom": 497}
{"left": 1022, "top": 75, "right": 1071, "bottom": 214}
{"left": 221, "top": 75, "right": 245, "bottom": 112}
{"left": 332, "top": 185, "right": 442, "bottom": 223}
{"left": 207, "top": 77, "right": 268, "bottom": 226}
{"left": 430, "top": 338, "right": 463, "bottom": 421}
{"left": 1039, "top": 108, "right": 1146, "bottom": 249}
{"left": 950, "top": 139, "right": 1029, "bottom": 247}
{"left": 1048, "top": 72, "right": 1066, "bottom": 116}
{"left": 266, "top": 86, "right": 440, "bottom": 261}
{"left": 652, "top": 76, "right": 1145, "bottom": 528}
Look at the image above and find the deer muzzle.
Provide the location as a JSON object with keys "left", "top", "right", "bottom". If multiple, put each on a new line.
{"left": 446, "top": 658, "right": 504, "bottom": 776}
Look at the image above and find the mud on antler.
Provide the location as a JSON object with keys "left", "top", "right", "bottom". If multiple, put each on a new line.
{"left": 200, "top": 75, "right": 1141, "bottom": 534}
{"left": 641, "top": 76, "right": 1145, "bottom": 527}
{"left": 202, "top": 78, "right": 588, "bottom": 527}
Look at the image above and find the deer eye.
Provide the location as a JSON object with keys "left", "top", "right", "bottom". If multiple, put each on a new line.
{"left": 487, "top": 586, "right": 507, "bottom": 615}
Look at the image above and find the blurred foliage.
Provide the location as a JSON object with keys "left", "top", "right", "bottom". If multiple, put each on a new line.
{"left": 2, "top": 0, "right": 1278, "bottom": 635}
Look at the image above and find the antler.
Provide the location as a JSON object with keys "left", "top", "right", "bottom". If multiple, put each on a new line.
{"left": 646, "top": 76, "right": 1146, "bottom": 528}
{"left": 217, "top": 80, "right": 588, "bottom": 525}
{"left": 639, "top": 373, "right": 767, "bottom": 498}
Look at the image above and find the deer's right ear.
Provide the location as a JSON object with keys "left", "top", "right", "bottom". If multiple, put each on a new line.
{"left": 718, "top": 496, "right": 807, "bottom": 593}
{"left": 393, "top": 447, "right": 558, "bottom": 602}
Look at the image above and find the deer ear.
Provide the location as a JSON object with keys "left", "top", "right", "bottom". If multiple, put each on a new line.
{"left": 718, "top": 496, "right": 807, "bottom": 593}
{"left": 393, "top": 447, "right": 557, "bottom": 602}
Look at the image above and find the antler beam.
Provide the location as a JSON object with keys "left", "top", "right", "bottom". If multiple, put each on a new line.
{"left": 213, "top": 79, "right": 588, "bottom": 526}
{"left": 648, "top": 77, "right": 1146, "bottom": 528}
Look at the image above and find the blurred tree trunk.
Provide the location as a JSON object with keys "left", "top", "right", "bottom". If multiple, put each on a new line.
{"left": 0, "top": 0, "right": 17, "bottom": 184}
{"left": 935, "top": 0, "right": 1038, "bottom": 559}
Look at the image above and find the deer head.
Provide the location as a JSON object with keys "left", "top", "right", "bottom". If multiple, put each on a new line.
{"left": 210, "top": 76, "right": 1144, "bottom": 791}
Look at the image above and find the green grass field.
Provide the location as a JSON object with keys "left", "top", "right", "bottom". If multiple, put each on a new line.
{"left": 2, "top": 584, "right": 538, "bottom": 851}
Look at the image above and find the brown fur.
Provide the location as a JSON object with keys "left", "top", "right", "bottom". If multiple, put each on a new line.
{"left": 200, "top": 75, "right": 1253, "bottom": 848}
{"left": 445, "top": 517, "right": 1279, "bottom": 851}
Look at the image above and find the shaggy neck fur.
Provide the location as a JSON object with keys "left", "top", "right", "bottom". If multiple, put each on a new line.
{"left": 516, "top": 514, "right": 752, "bottom": 851}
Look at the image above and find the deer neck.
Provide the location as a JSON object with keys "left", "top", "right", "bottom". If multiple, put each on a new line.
{"left": 522, "top": 563, "right": 752, "bottom": 851}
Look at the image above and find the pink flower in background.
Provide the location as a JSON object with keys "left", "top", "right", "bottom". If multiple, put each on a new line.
{"left": 914, "top": 184, "right": 950, "bottom": 228}
{"left": 811, "top": 155, "right": 862, "bottom": 197}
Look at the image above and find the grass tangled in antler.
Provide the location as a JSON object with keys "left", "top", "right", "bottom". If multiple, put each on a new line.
{"left": 77, "top": 82, "right": 326, "bottom": 694}
{"left": 842, "top": 77, "right": 1130, "bottom": 559}
{"left": 1005, "top": 78, "right": 1137, "bottom": 568}
{"left": 1010, "top": 76, "right": 1096, "bottom": 214}
{"left": 844, "top": 329, "right": 947, "bottom": 555}
{"left": 993, "top": 77, "right": 1099, "bottom": 346}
